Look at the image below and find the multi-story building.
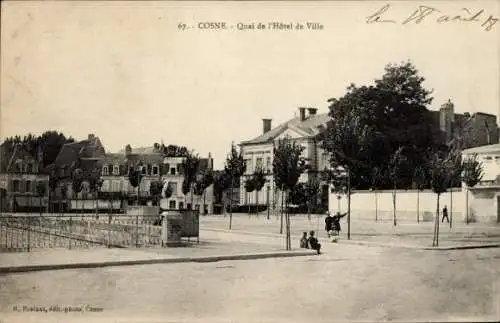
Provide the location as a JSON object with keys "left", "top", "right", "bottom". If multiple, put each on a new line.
{"left": 461, "top": 143, "right": 500, "bottom": 223}
{"left": 101, "top": 145, "right": 215, "bottom": 214}
{"left": 430, "top": 100, "right": 499, "bottom": 149}
{"left": 46, "top": 133, "right": 106, "bottom": 212}
{"left": 239, "top": 107, "right": 330, "bottom": 209}
{"left": 0, "top": 143, "right": 49, "bottom": 212}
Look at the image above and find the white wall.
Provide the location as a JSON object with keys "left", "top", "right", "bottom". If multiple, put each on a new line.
{"left": 328, "top": 189, "right": 489, "bottom": 223}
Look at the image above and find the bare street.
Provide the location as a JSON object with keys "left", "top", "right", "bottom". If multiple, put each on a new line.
{"left": 1, "top": 241, "right": 499, "bottom": 322}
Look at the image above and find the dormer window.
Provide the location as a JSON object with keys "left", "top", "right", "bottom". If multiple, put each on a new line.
{"left": 112, "top": 165, "right": 120, "bottom": 175}
{"left": 152, "top": 165, "right": 159, "bottom": 175}
{"left": 102, "top": 166, "right": 109, "bottom": 175}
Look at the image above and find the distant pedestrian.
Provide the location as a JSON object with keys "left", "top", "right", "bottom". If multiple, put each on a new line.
{"left": 442, "top": 206, "right": 449, "bottom": 223}
{"left": 299, "top": 232, "right": 308, "bottom": 248}
{"left": 325, "top": 211, "right": 334, "bottom": 234}
{"left": 307, "top": 231, "right": 321, "bottom": 254}
{"left": 328, "top": 211, "right": 347, "bottom": 242}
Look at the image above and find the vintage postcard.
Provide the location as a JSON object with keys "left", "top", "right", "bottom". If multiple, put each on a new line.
{"left": 0, "top": 0, "right": 499, "bottom": 322}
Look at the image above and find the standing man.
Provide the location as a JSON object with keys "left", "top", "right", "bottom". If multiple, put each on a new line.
{"left": 325, "top": 210, "right": 334, "bottom": 237}
{"left": 441, "top": 205, "right": 449, "bottom": 223}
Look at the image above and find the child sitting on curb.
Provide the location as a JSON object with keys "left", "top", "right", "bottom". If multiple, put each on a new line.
{"left": 299, "top": 232, "right": 308, "bottom": 248}
{"left": 307, "top": 231, "right": 321, "bottom": 255}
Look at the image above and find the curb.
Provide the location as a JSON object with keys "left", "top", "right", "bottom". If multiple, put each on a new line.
{"left": 421, "top": 243, "right": 500, "bottom": 251}
{"left": 0, "top": 250, "right": 318, "bottom": 274}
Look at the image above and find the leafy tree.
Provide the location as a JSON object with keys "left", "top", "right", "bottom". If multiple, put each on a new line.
{"left": 213, "top": 170, "right": 231, "bottom": 206}
{"left": 388, "top": 146, "right": 409, "bottom": 226}
{"left": 428, "top": 151, "right": 451, "bottom": 247}
{"left": 251, "top": 167, "right": 267, "bottom": 216}
{"left": 305, "top": 178, "right": 320, "bottom": 220}
{"left": 413, "top": 165, "right": 427, "bottom": 223}
{"left": 462, "top": 154, "right": 483, "bottom": 224}
{"left": 72, "top": 168, "right": 84, "bottom": 213}
{"left": 322, "top": 101, "right": 375, "bottom": 240}
{"left": 273, "top": 136, "right": 306, "bottom": 250}
{"left": 163, "top": 183, "right": 173, "bottom": 200}
{"left": 128, "top": 166, "right": 143, "bottom": 206}
{"left": 197, "top": 169, "right": 214, "bottom": 215}
{"left": 36, "top": 181, "right": 47, "bottom": 216}
{"left": 149, "top": 180, "right": 163, "bottom": 206}
{"left": 161, "top": 144, "right": 190, "bottom": 158}
{"left": 181, "top": 152, "right": 200, "bottom": 209}
{"left": 370, "top": 166, "right": 384, "bottom": 222}
{"left": 447, "top": 149, "right": 463, "bottom": 228}
{"left": 224, "top": 143, "right": 246, "bottom": 229}
{"left": 244, "top": 177, "right": 256, "bottom": 215}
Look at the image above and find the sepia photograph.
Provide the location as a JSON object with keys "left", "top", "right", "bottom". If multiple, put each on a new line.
{"left": 0, "top": 0, "right": 499, "bottom": 322}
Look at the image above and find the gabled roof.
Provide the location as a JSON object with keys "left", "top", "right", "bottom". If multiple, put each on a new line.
{"left": 462, "top": 143, "right": 500, "bottom": 155}
{"left": 241, "top": 113, "right": 330, "bottom": 145}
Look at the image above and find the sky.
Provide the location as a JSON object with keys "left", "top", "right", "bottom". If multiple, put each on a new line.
{"left": 1, "top": 0, "right": 499, "bottom": 169}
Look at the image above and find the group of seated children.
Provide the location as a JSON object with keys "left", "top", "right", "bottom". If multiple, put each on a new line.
{"left": 300, "top": 231, "right": 321, "bottom": 254}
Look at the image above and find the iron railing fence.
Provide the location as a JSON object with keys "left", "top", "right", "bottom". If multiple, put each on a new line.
{"left": 0, "top": 213, "right": 163, "bottom": 252}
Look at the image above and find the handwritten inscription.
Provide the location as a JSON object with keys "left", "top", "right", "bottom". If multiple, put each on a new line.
{"left": 366, "top": 4, "right": 498, "bottom": 31}
{"left": 11, "top": 305, "right": 103, "bottom": 313}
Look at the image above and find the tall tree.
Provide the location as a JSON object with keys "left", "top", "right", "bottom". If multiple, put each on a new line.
{"left": 244, "top": 177, "right": 256, "bottom": 215}
{"left": 197, "top": 169, "right": 214, "bottom": 215}
{"left": 273, "top": 136, "right": 307, "bottom": 250}
{"left": 252, "top": 167, "right": 267, "bottom": 216}
{"left": 72, "top": 168, "right": 84, "bottom": 213}
{"left": 447, "top": 149, "right": 463, "bottom": 228}
{"left": 149, "top": 180, "right": 163, "bottom": 206}
{"left": 413, "top": 165, "right": 427, "bottom": 223}
{"left": 428, "top": 151, "right": 451, "bottom": 247}
{"left": 181, "top": 152, "right": 200, "bottom": 209}
{"left": 322, "top": 100, "right": 375, "bottom": 240}
{"left": 36, "top": 181, "right": 47, "bottom": 216}
{"left": 462, "top": 154, "right": 483, "bottom": 224}
{"left": 213, "top": 170, "right": 231, "bottom": 211}
{"left": 128, "top": 166, "right": 143, "bottom": 206}
{"left": 305, "top": 177, "right": 321, "bottom": 221}
{"left": 224, "top": 143, "right": 246, "bottom": 229}
{"left": 388, "top": 146, "right": 409, "bottom": 226}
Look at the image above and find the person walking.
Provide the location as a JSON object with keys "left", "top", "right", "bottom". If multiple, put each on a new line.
{"left": 441, "top": 205, "right": 449, "bottom": 223}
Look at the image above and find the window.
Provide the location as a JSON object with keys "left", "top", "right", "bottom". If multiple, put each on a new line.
{"left": 245, "top": 159, "right": 252, "bottom": 174}
{"left": 113, "top": 165, "right": 120, "bottom": 175}
{"left": 170, "top": 167, "right": 176, "bottom": 175}
{"left": 33, "top": 163, "right": 38, "bottom": 173}
{"left": 19, "top": 180, "right": 26, "bottom": 193}
{"left": 256, "top": 157, "right": 263, "bottom": 170}
{"left": 26, "top": 181, "right": 32, "bottom": 193}
{"left": 266, "top": 157, "right": 271, "bottom": 171}
{"left": 102, "top": 166, "right": 109, "bottom": 175}
{"left": 179, "top": 201, "right": 184, "bottom": 209}
{"left": 152, "top": 165, "right": 159, "bottom": 175}
{"left": 12, "top": 180, "right": 20, "bottom": 192}
{"left": 141, "top": 166, "right": 147, "bottom": 175}
{"left": 112, "top": 181, "right": 121, "bottom": 192}
{"left": 168, "top": 182, "right": 178, "bottom": 195}
{"left": 27, "top": 163, "right": 33, "bottom": 173}
{"left": 169, "top": 200, "right": 176, "bottom": 209}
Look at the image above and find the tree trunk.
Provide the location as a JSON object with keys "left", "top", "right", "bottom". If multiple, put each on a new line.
{"left": 417, "top": 189, "right": 420, "bottom": 223}
{"left": 347, "top": 168, "right": 351, "bottom": 240}
{"left": 392, "top": 183, "right": 397, "bottom": 226}
{"left": 375, "top": 191, "right": 378, "bottom": 222}
{"left": 137, "top": 185, "right": 140, "bottom": 206}
{"left": 256, "top": 190, "right": 259, "bottom": 217}
{"left": 466, "top": 187, "right": 469, "bottom": 224}
{"left": 280, "top": 188, "right": 284, "bottom": 234}
{"left": 450, "top": 189, "right": 453, "bottom": 229}
{"left": 229, "top": 178, "right": 233, "bottom": 229}
{"left": 95, "top": 191, "right": 98, "bottom": 218}
{"left": 203, "top": 191, "right": 206, "bottom": 216}
{"left": 433, "top": 194, "right": 440, "bottom": 247}
{"left": 267, "top": 188, "right": 270, "bottom": 220}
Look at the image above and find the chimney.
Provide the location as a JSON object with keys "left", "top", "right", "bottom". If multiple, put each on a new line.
{"left": 262, "top": 119, "right": 272, "bottom": 134}
{"left": 307, "top": 108, "right": 318, "bottom": 116}
{"left": 88, "top": 134, "right": 95, "bottom": 142}
{"left": 299, "top": 107, "right": 306, "bottom": 121}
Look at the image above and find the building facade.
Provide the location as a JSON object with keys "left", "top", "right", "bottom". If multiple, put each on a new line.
{"left": 461, "top": 143, "right": 500, "bottom": 223}
{"left": 0, "top": 143, "right": 49, "bottom": 212}
{"left": 239, "top": 107, "right": 331, "bottom": 210}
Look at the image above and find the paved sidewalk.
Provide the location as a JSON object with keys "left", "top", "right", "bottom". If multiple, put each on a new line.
{"left": 0, "top": 229, "right": 316, "bottom": 274}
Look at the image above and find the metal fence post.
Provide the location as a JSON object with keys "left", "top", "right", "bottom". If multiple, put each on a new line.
{"left": 107, "top": 215, "right": 111, "bottom": 248}
{"left": 135, "top": 214, "right": 139, "bottom": 248}
{"left": 27, "top": 216, "right": 31, "bottom": 252}
{"left": 69, "top": 216, "right": 72, "bottom": 250}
